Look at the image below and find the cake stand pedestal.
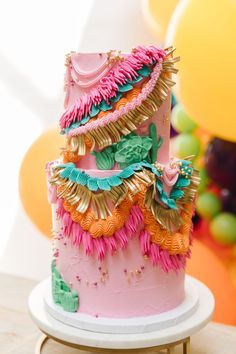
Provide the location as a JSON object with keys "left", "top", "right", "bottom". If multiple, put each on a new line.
{"left": 35, "top": 334, "right": 190, "bottom": 353}
{"left": 29, "top": 276, "right": 214, "bottom": 354}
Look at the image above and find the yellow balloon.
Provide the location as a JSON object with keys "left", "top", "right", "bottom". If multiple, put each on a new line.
{"left": 167, "top": 0, "right": 236, "bottom": 142}
{"left": 143, "top": 0, "right": 179, "bottom": 42}
{"left": 19, "top": 127, "right": 65, "bottom": 237}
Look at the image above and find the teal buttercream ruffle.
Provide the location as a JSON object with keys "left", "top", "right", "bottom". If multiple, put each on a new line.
{"left": 99, "top": 100, "right": 113, "bottom": 111}
{"left": 137, "top": 65, "right": 151, "bottom": 77}
{"left": 117, "top": 82, "right": 133, "bottom": 93}
{"left": 54, "top": 159, "right": 195, "bottom": 210}
{"left": 56, "top": 161, "right": 161, "bottom": 192}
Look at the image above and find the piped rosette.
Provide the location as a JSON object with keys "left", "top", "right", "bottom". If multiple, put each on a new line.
{"left": 60, "top": 46, "right": 179, "bottom": 160}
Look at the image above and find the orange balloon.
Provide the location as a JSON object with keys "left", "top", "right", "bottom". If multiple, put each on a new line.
{"left": 228, "top": 261, "right": 236, "bottom": 291}
{"left": 19, "top": 127, "right": 65, "bottom": 237}
{"left": 187, "top": 239, "right": 236, "bottom": 325}
{"left": 167, "top": 0, "right": 236, "bottom": 142}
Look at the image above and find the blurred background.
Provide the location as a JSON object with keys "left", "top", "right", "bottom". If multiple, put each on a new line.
{"left": 1, "top": 0, "right": 236, "bottom": 325}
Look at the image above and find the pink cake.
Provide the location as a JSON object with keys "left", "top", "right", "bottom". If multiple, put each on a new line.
{"left": 47, "top": 45, "right": 199, "bottom": 320}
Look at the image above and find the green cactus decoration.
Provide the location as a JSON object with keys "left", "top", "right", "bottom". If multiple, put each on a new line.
{"left": 149, "top": 123, "right": 163, "bottom": 163}
{"left": 51, "top": 262, "right": 79, "bottom": 312}
{"left": 92, "top": 126, "right": 164, "bottom": 170}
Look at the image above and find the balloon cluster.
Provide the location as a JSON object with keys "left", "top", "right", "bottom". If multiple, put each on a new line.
{"left": 143, "top": 0, "right": 236, "bottom": 324}
{"left": 171, "top": 101, "right": 236, "bottom": 246}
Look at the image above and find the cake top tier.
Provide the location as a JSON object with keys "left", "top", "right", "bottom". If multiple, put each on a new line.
{"left": 59, "top": 46, "right": 178, "bottom": 158}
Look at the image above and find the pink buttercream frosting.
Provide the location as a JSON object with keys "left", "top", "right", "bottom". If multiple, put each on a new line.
{"left": 53, "top": 215, "right": 185, "bottom": 318}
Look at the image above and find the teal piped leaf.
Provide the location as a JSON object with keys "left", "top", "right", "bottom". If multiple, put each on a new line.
{"left": 76, "top": 171, "right": 88, "bottom": 186}
{"left": 167, "top": 198, "right": 177, "bottom": 209}
{"left": 170, "top": 188, "right": 185, "bottom": 200}
{"left": 108, "top": 175, "right": 122, "bottom": 187}
{"left": 181, "top": 160, "right": 191, "bottom": 167}
{"left": 119, "top": 167, "right": 135, "bottom": 178}
{"left": 141, "top": 161, "right": 161, "bottom": 177}
{"left": 159, "top": 192, "right": 177, "bottom": 210}
{"left": 137, "top": 65, "right": 151, "bottom": 77}
{"left": 69, "top": 168, "right": 79, "bottom": 182}
{"left": 160, "top": 191, "right": 168, "bottom": 204}
{"left": 110, "top": 92, "right": 122, "bottom": 103}
{"left": 99, "top": 100, "right": 113, "bottom": 112}
{"left": 80, "top": 115, "right": 90, "bottom": 125}
{"left": 87, "top": 178, "right": 99, "bottom": 191}
{"left": 118, "top": 82, "right": 133, "bottom": 92}
{"left": 64, "top": 121, "right": 80, "bottom": 133}
{"left": 126, "top": 76, "right": 143, "bottom": 84}
{"left": 60, "top": 165, "right": 74, "bottom": 179}
{"left": 132, "top": 163, "right": 143, "bottom": 171}
{"left": 175, "top": 177, "right": 191, "bottom": 188}
{"left": 90, "top": 105, "right": 100, "bottom": 117}
{"left": 97, "top": 179, "right": 111, "bottom": 191}
{"left": 156, "top": 179, "right": 163, "bottom": 193}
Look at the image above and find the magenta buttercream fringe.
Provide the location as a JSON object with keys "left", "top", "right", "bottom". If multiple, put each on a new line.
{"left": 57, "top": 201, "right": 144, "bottom": 261}
{"left": 60, "top": 45, "right": 165, "bottom": 129}
{"left": 56, "top": 199, "right": 189, "bottom": 271}
{"left": 139, "top": 229, "right": 189, "bottom": 272}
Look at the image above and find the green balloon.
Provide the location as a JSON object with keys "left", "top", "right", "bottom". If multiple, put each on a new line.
{"left": 210, "top": 213, "right": 236, "bottom": 244}
{"left": 172, "top": 133, "right": 201, "bottom": 159}
{"left": 171, "top": 104, "right": 197, "bottom": 133}
{"left": 198, "top": 168, "right": 209, "bottom": 194}
{"left": 196, "top": 192, "right": 221, "bottom": 219}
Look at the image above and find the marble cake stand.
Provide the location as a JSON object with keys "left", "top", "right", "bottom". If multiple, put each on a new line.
{"left": 29, "top": 275, "right": 214, "bottom": 353}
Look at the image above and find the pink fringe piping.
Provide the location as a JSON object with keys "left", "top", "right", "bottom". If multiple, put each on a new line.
{"left": 67, "top": 63, "right": 162, "bottom": 137}
{"left": 56, "top": 199, "right": 191, "bottom": 272}
{"left": 60, "top": 46, "right": 165, "bottom": 130}
{"left": 57, "top": 201, "right": 144, "bottom": 262}
{"left": 139, "top": 229, "right": 190, "bottom": 273}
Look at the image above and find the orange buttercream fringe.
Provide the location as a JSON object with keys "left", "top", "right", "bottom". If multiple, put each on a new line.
{"left": 59, "top": 186, "right": 194, "bottom": 255}
{"left": 63, "top": 196, "right": 133, "bottom": 238}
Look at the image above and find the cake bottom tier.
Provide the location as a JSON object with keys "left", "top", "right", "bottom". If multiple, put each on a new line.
{"left": 53, "top": 225, "right": 185, "bottom": 319}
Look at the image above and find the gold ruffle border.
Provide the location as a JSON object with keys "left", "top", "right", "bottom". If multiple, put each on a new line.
{"left": 51, "top": 168, "right": 154, "bottom": 219}
{"left": 51, "top": 165, "right": 199, "bottom": 235}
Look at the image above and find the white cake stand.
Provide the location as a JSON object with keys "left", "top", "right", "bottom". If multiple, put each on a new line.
{"left": 29, "top": 275, "right": 214, "bottom": 353}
